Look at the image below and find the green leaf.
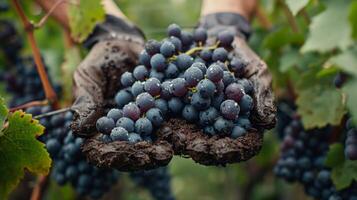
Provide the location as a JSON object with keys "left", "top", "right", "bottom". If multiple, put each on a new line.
{"left": 349, "top": 0, "right": 357, "bottom": 39}
{"left": 279, "top": 48, "right": 300, "bottom": 72}
{"left": 343, "top": 78, "right": 357, "bottom": 125}
{"left": 61, "top": 47, "right": 82, "bottom": 102}
{"left": 285, "top": 0, "right": 309, "bottom": 16}
{"left": 68, "top": 0, "right": 105, "bottom": 42}
{"left": 328, "top": 48, "right": 357, "bottom": 76}
{"left": 301, "top": 0, "right": 353, "bottom": 53}
{"left": 263, "top": 27, "right": 304, "bottom": 50}
{"left": 317, "top": 66, "right": 339, "bottom": 78}
{"left": 325, "top": 143, "right": 357, "bottom": 190}
{"left": 325, "top": 143, "right": 345, "bottom": 168}
{"left": 0, "top": 98, "right": 7, "bottom": 128}
{"left": 296, "top": 69, "right": 345, "bottom": 129}
{"left": 0, "top": 107, "right": 51, "bottom": 199}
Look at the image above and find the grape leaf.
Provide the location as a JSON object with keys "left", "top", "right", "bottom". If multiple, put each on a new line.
{"left": 349, "top": 1, "right": 357, "bottom": 39}
{"left": 68, "top": 0, "right": 105, "bottom": 42}
{"left": 279, "top": 48, "right": 300, "bottom": 72}
{"left": 301, "top": 0, "right": 353, "bottom": 53}
{"left": 343, "top": 78, "right": 357, "bottom": 125}
{"left": 0, "top": 98, "right": 7, "bottom": 128}
{"left": 285, "top": 0, "right": 309, "bottom": 16}
{"left": 325, "top": 144, "right": 357, "bottom": 190}
{"left": 327, "top": 48, "right": 357, "bottom": 77}
{"left": 0, "top": 103, "right": 51, "bottom": 199}
{"left": 295, "top": 69, "right": 345, "bottom": 129}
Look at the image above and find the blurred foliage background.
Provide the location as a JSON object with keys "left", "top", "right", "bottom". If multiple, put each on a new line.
{"left": 1, "top": 0, "right": 356, "bottom": 199}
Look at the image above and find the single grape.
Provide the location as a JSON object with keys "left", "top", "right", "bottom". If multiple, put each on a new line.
{"left": 176, "top": 54, "right": 193, "bottom": 71}
{"left": 230, "top": 58, "right": 246, "bottom": 76}
{"left": 345, "top": 145, "right": 357, "bottom": 160}
{"left": 107, "top": 109, "right": 123, "bottom": 122}
{"left": 155, "top": 99, "right": 168, "bottom": 115}
{"left": 145, "top": 40, "right": 161, "bottom": 55}
{"left": 135, "top": 117, "right": 153, "bottom": 136}
{"left": 50, "top": 114, "right": 65, "bottom": 127}
{"left": 193, "top": 27, "right": 207, "bottom": 43}
{"left": 116, "top": 117, "right": 135, "bottom": 132}
{"left": 333, "top": 72, "right": 347, "bottom": 88}
{"left": 128, "top": 133, "right": 143, "bottom": 144}
{"left": 123, "top": 103, "right": 141, "bottom": 121}
{"left": 183, "top": 90, "right": 194, "bottom": 104}
{"left": 150, "top": 53, "right": 167, "bottom": 71}
{"left": 236, "top": 117, "right": 251, "bottom": 129}
{"left": 165, "top": 63, "right": 179, "bottom": 78}
{"left": 217, "top": 30, "right": 234, "bottom": 47}
{"left": 237, "top": 79, "right": 254, "bottom": 94}
{"left": 160, "top": 41, "right": 176, "bottom": 57}
{"left": 110, "top": 127, "right": 129, "bottom": 141}
{"left": 168, "top": 97, "right": 184, "bottom": 115}
{"left": 199, "top": 107, "right": 219, "bottom": 126}
{"left": 184, "top": 66, "right": 204, "bottom": 87}
{"left": 167, "top": 23, "right": 181, "bottom": 38}
{"left": 169, "top": 36, "right": 182, "bottom": 52}
{"left": 65, "top": 166, "right": 78, "bottom": 180}
{"left": 212, "top": 93, "right": 225, "bottom": 110}
{"left": 139, "top": 50, "right": 151, "bottom": 67}
{"left": 220, "top": 99, "right": 240, "bottom": 120}
{"left": 180, "top": 31, "right": 193, "bottom": 47}
{"left": 225, "top": 83, "right": 244, "bottom": 102}
{"left": 197, "top": 79, "right": 216, "bottom": 98}
{"left": 144, "top": 77, "right": 161, "bottom": 96}
{"left": 191, "top": 92, "right": 211, "bottom": 110}
{"left": 100, "top": 134, "right": 112, "bottom": 143}
{"left": 115, "top": 90, "right": 133, "bottom": 108}
{"left": 160, "top": 81, "right": 172, "bottom": 99}
{"left": 45, "top": 138, "right": 61, "bottom": 155}
{"left": 206, "top": 63, "right": 224, "bottom": 82}
{"left": 131, "top": 81, "right": 144, "bottom": 97}
{"left": 133, "top": 65, "right": 149, "bottom": 81}
{"left": 146, "top": 108, "right": 164, "bottom": 127}
{"left": 239, "top": 94, "right": 253, "bottom": 113}
{"left": 214, "top": 117, "right": 234, "bottom": 135}
{"left": 96, "top": 117, "right": 115, "bottom": 134}
{"left": 194, "top": 57, "right": 206, "bottom": 64}
{"left": 223, "top": 71, "right": 235, "bottom": 86}
{"left": 121, "top": 72, "right": 135, "bottom": 87}
{"left": 182, "top": 105, "right": 199, "bottom": 122}
{"left": 171, "top": 78, "right": 187, "bottom": 97}
{"left": 200, "top": 48, "right": 212, "bottom": 61}
{"left": 204, "top": 126, "right": 216, "bottom": 136}
{"left": 191, "top": 62, "right": 207, "bottom": 74}
{"left": 149, "top": 70, "right": 165, "bottom": 82}
{"left": 136, "top": 92, "right": 155, "bottom": 112}
{"left": 212, "top": 47, "right": 228, "bottom": 62}
{"left": 231, "top": 126, "right": 246, "bottom": 139}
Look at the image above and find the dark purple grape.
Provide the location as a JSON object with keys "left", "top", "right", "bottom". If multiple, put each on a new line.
{"left": 135, "top": 117, "right": 153, "bottom": 136}
{"left": 107, "top": 108, "right": 123, "bottom": 122}
{"left": 176, "top": 54, "right": 193, "bottom": 71}
{"left": 146, "top": 108, "right": 164, "bottom": 127}
{"left": 149, "top": 70, "right": 164, "bottom": 82}
{"left": 237, "top": 79, "right": 254, "bottom": 94}
{"left": 225, "top": 83, "right": 244, "bottom": 102}
{"left": 180, "top": 31, "right": 193, "bottom": 47}
{"left": 160, "top": 81, "right": 172, "bottom": 99}
{"left": 145, "top": 40, "right": 161, "bottom": 55}
{"left": 171, "top": 78, "right": 187, "bottom": 97}
{"left": 169, "top": 36, "right": 182, "bottom": 52}
{"left": 217, "top": 30, "right": 234, "bottom": 47}
{"left": 230, "top": 58, "right": 246, "bottom": 76}
{"left": 345, "top": 145, "right": 357, "bottom": 160}
{"left": 193, "top": 27, "right": 207, "bottom": 44}
{"left": 160, "top": 41, "right": 176, "bottom": 57}
{"left": 212, "top": 93, "right": 224, "bottom": 110}
{"left": 200, "top": 48, "right": 212, "bottom": 61}
{"left": 206, "top": 63, "right": 224, "bottom": 82}
{"left": 199, "top": 107, "right": 219, "bottom": 126}
{"left": 128, "top": 133, "right": 142, "bottom": 143}
{"left": 182, "top": 105, "right": 199, "bottom": 122}
{"left": 223, "top": 71, "right": 235, "bottom": 86}
{"left": 139, "top": 50, "right": 151, "bottom": 67}
{"left": 231, "top": 126, "right": 246, "bottom": 139}
{"left": 184, "top": 66, "right": 204, "bottom": 87}
{"left": 165, "top": 63, "right": 179, "bottom": 78}
{"left": 116, "top": 117, "right": 135, "bottom": 132}
{"left": 121, "top": 72, "right": 135, "bottom": 87}
{"left": 131, "top": 81, "right": 144, "bottom": 97}
{"left": 197, "top": 79, "right": 216, "bottom": 98}
{"left": 236, "top": 117, "right": 252, "bottom": 129}
{"left": 214, "top": 117, "right": 234, "bottom": 135}
{"left": 123, "top": 103, "right": 141, "bottom": 121}
{"left": 239, "top": 94, "right": 253, "bottom": 113}
{"left": 168, "top": 97, "right": 184, "bottom": 115}
{"left": 155, "top": 99, "right": 168, "bottom": 115}
{"left": 136, "top": 92, "right": 155, "bottom": 112}
{"left": 167, "top": 23, "right": 181, "bottom": 38}
{"left": 133, "top": 65, "right": 149, "bottom": 81}
{"left": 191, "top": 92, "right": 211, "bottom": 110}
{"left": 144, "top": 77, "right": 161, "bottom": 96}
{"left": 212, "top": 47, "right": 228, "bottom": 62}
{"left": 204, "top": 126, "right": 216, "bottom": 136}
{"left": 220, "top": 100, "right": 240, "bottom": 120}
{"left": 96, "top": 117, "right": 115, "bottom": 134}
{"left": 191, "top": 62, "right": 207, "bottom": 74}
{"left": 150, "top": 53, "right": 167, "bottom": 71}
{"left": 110, "top": 127, "right": 129, "bottom": 141}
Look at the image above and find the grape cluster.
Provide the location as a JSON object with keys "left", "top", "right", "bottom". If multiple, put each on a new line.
{"left": 0, "top": 20, "right": 23, "bottom": 62}
{"left": 96, "top": 23, "right": 254, "bottom": 143}
{"left": 130, "top": 167, "right": 175, "bottom": 200}
{"left": 333, "top": 72, "right": 348, "bottom": 89}
{"left": 274, "top": 115, "right": 357, "bottom": 199}
{"left": 345, "top": 118, "right": 357, "bottom": 160}
{"left": 26, "top": 107, "right": 119, "bottom": 199}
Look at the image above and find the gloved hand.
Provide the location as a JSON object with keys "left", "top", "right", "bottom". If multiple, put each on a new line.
{"left": 70, "top": 15, "right": 145, "bottom": 138}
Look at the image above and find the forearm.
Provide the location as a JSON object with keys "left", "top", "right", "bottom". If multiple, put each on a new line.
{"left": 201, "top": 0, "right": 257, "bottom": 21}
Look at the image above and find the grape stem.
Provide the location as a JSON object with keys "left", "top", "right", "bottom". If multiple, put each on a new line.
{"left": 34, "top": 107, "right": 71, "bottom": 119}
{"left": 255, "top": 5, "right": 272, "bottom": 30}
{"left": 11, "top": 0, "right": 59, "bottom": 108}
{"left": 30, "top": 175, "right": 49, "bottom": 200}
{"left": 185, "top": 42, "right": 219, "bottom": 56}
{"left": 278, "top": 0, "right": 299, "bottom": 33}
{"left": 9, "top": 100, "right": 49, "bottom": 112}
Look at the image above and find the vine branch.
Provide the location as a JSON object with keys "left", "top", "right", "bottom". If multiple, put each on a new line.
{"left": 11, "top": 0, "right": 58, "bottom": 107}
{"left": 34, "top": 0, "right": 67, "bottom": 29}
{"left": 9, "top": 100, "right": 48, "bottom": 112}
{"left": 30, "top": 175, "right": 49, "bottom": 200}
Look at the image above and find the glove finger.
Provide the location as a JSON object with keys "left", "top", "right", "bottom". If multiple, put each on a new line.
{"left": 71, "top": 39, "right": 144, "bottom": 137}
